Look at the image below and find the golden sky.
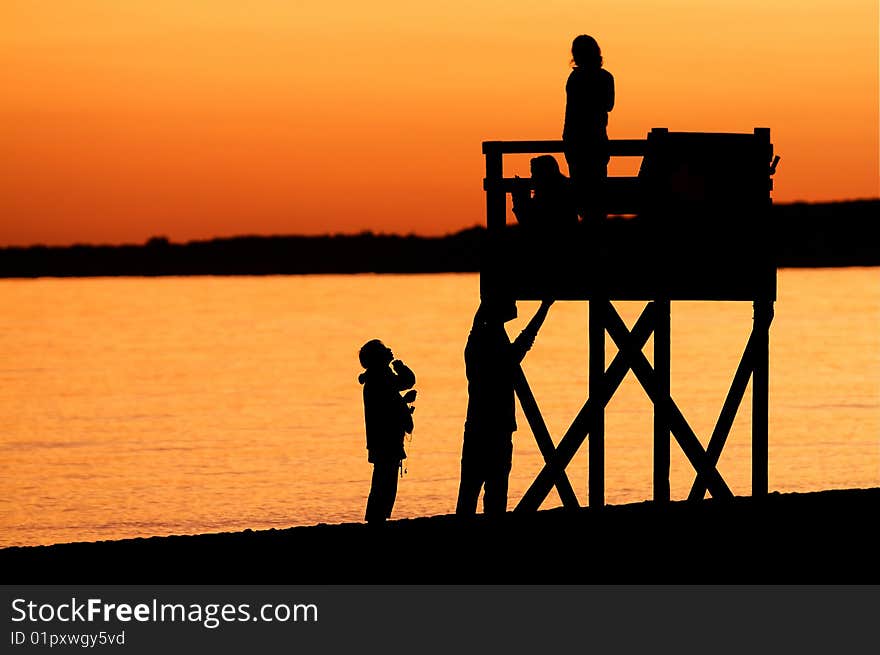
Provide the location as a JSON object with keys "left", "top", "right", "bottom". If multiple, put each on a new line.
{"left": 2, "top": 1, "right": 877, "bottom": 245}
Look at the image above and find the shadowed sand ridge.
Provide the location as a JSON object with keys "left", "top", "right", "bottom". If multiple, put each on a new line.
{"left": 3, "top": 488, "right": 877, "bottom": 583}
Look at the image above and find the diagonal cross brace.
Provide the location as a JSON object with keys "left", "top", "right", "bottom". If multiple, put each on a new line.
{"left": 603, "top": 303, "right": 734, "bottom": 500}
{"left": 687, "top": 331, "right": 756, "bottom": 500}
{"left": 515, "top": 302, "right": 657, "bottom": 512}
{"left": 514, "top": 368, "right": 580, "bottom": 509}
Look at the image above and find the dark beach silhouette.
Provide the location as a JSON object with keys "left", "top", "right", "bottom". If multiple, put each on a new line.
{"left": 1, "top": 488, "right": 877, "bottom": 583}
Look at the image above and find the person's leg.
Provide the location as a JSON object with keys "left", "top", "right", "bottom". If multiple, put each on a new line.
{"left": 566, "top": 147, "right": 609, "bottom": 226}
{"left": 456, "top": 454, "right": 484, "bottom": 516}
{"left": 365, "top": 460, "right": 397, "bottom": 523}
{"left": 483, "top": 439, "right": 513, "bottom": 517}
{"left": 384, "top": 460, "right": 400, "bottom": 520}
{"left": 365, "top": 462, "right": 384, "bottom": 523}
{"left": 456, "top": 432, "right": 488, "bottom": 516}
{"left": 564, "top": 150, "right": 586, "bottom": 220}
{"left": 581, "top": 159, "right": 609, "bottom": 228}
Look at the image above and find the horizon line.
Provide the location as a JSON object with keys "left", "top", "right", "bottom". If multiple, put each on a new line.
{"left": 2, "top": 197, "right": 878, "bottom": 250}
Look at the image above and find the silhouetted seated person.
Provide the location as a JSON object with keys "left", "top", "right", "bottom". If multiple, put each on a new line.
{"left": 511, "top": 155, "right": 580, "bottom": 281}
{"left": 358, "top": 339, "right": 416, "bottom": 524}
{"left": 456, "top": 298, "right": 553, "bottom": 517}
{"left": 511, "top": 155, "right": 578, "bottom": 235}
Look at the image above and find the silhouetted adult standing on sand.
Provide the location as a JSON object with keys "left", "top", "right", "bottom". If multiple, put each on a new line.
{"left": 563, "top": 34, "right": 615, "bottom": 225}
{"left": 358, "top": 339, "right": 416, "bottom": 524}
{"left": 456, "top": 299, "right": 553, "bottom": 517}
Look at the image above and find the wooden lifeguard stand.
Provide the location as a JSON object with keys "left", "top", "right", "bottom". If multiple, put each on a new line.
{"left": 481, "top": 128, "right": 778, "bottom": 510}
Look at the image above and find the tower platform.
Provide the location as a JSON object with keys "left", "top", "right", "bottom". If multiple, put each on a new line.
{"left": 482, "top": 128, "right": 777, "bottom": 302}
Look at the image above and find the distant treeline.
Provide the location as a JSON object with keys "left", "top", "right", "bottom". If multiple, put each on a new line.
{"left": 1, "top": 200, "right": 877, "bottom": 278}
{"left": 771, "top": 200, "right": 879, "bottom": 267}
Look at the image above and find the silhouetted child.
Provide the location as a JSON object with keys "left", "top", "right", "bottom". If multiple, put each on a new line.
{"left": 562, "top": 34, "right": 615, "bottom": 225}
{"left": 456, "top": 299, "right": 553, "bottom": 517}
{"left": 358, "top": 339, "right": 416, "bottom": 524}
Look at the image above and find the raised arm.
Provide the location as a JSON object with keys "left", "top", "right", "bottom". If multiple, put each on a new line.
{"left": 511, "top": 300, "right": 554, "bottom": 363}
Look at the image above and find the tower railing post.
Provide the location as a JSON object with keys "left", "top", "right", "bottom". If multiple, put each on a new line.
{"left": 752, "top": 299, "right": 772, "bottom": 496}
{"left": 484, "top": 147, "right": 505, "bottom": 231}
{"left": 482, "top": 145, "right": 506, "bottom": 301}
{"left": 589, "top": 299, "right": 606, "bottom": 508}
{"left": 654, "top": 298, "right": 671, "bottom": 503}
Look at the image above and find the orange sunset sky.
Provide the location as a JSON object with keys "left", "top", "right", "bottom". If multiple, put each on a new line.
{"left": 2, "top": 1, "right": 878, "bottom": 246}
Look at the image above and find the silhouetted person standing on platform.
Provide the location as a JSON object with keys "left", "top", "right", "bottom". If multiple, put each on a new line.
{"left": 456, "top": 299, "right": 553, "bottom": 517}
{"left": 563, "top": 34, "right": 615, "bottom": 226}
{"left": 359, "top": 339, "right": 416, "bottom": 524}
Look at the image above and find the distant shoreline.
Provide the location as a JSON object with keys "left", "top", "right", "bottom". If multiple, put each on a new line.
{"left": 1, "top": 200, "right": 877, "bottom": 278}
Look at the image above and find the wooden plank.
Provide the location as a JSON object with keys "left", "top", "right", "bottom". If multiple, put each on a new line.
{"left": 513, "top": 367, "right": 580, "bottom": 509}
{"left": 515, "top": 303, "right": 656, "bottom": 512}
{"left": 752, "top": 300, "right": 773, "bottom": 496}
{"left": 483, "top": 176, "right": 641, "bottom": 216}
{"left": 498, "top": 258, "right": 777, "bottom": 302}
{"left": 485, "top": 176, "right": 639, "bottom": 192}
{"left": 589, "top": 298, "right": 606, "bottom": 508}
{"left": 507, "top": 286, "right": 776, "bottom": 302}
{"left": 687, "top": 332, "right": 756, "bottom": 500}
{"left": 483, "top": 139, "right": 647, "bottom": 157}
{"left": 604, "top": 305, "right": 734, "bottom": 500}
{"left": 654, "top": 299, "right": 671, "bottom": 503}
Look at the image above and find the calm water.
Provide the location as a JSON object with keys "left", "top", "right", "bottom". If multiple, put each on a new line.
{"left": 1, "top": 270, "right": 878, "bottom": 547}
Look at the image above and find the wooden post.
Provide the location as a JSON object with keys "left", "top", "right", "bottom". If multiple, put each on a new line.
{"left": 653, "top": 299, "right": 671, "bottom": 503}
{"left": 482, "top": 146, "right": 506, "bottom": 301}
{"left": 752, "top": 300, "right": 772, "bottom": 496}
{"left": 589, "top": 299, "right": 606, "bottom": 508}
{"left": 484, "top": 148, "right": 505, "bottom": 231}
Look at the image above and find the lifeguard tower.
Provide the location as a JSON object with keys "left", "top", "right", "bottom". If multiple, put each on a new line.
{"left": 481, "top": 128, "right": 778, "bottom": 510}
